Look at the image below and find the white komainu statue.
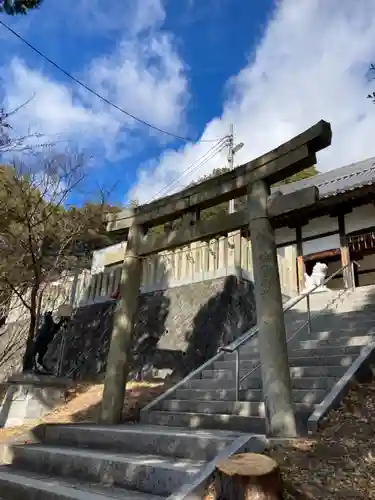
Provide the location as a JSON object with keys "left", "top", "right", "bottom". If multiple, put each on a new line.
{"left": 304, "top": 262, "right": 328, "bottom": 292}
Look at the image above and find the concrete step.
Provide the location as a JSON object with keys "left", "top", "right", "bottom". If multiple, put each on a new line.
{"left": 141, "top": 410, "right": 310, "bottom": 434}
{"left": 199, "top": 367, "right": 345, "bottom": 384}
{"left": 284, "top": 353, "right": 357, "bottom": 367}
{"left": 186, "top": 370, "right": 345, "bottom": 389}
{"left": 222, "top": 324, "right": 374, "bottom": 359}
{"left": 159, "top": 399, "right": 317, "bottom": 418}
{"left": 296, "top": 326, "right": 375, "bottom": 339}
{"left": 198, "top": 366, "right": 346, "bottom": 386}
{"left": 172, "top": 388, "right": 326, "bottom": 404}
{"left": 298, "top": 335, "right": 374, "bottom": 349}
{"left": 339, "top": 307, "right": 375, "bottom": 315}
{"left": 247, "top": 318, "right": 375, "bottom": 338}
{"left": 212, "top": 355, "right": 355, "bottom": 372}
{"left": 140, "top": 410, "right": 267, "bottom": 434}
{"left": 0, "top": 466, "right": 165, "bottom": 500}
{"left": 11, "top": 444, "right": 204, "bottom": 497}
{"left": 326, "top": 310, "right": 375, "bottom": 318}
{"left": 308, "top": 317, "right": 375, "bottom": 330}
{"left": 41, "top": 424, "right": 239, "bottom": 461}
{"left": 231, "top": 345, "right": 362, "bottom": 360}
{"left": 223, "top": 334, "right": 372, "bottom": 358}
{"left": 174, "top": 377, "right": 337, "bottom": 400}
{"left": 287, "top": 291, "right": 344, "bottom": 310}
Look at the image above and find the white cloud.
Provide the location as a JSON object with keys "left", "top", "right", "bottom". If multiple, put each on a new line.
{"left": 129, "top": 0, "right": 166, "bottom": 36}
{"left": 64, "top": 0, "right": 166, "bottom": 37}
{"left": 2, "top": 0, "right": 188, "bottom": 161}
{"left": 130, "top": 0, "right": 375, "bottom": 203}
{"left": 5, "top": 59, "right": 109, "bottom": 137}
{"left": 83, "top": 32, "right": 187, "bottom": 134}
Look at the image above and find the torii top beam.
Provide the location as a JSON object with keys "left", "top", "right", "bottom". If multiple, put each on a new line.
{"left": 107, "top": 120, "right": 331, "bottom": 234}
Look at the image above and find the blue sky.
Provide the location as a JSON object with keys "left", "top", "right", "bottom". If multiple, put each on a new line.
{"left": 2, "top": 0, "right": 375, "bottom": 206}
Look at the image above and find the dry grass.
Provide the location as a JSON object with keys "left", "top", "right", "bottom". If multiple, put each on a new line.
{"left": 268, "top": 380, "right": 375, "bottom": 499}
{"left": 0, "top": 380, "right": 166, "bottom": 442}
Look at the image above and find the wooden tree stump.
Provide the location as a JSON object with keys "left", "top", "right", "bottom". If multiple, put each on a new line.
{"left": 213, "top": 453, "right": 282, "bottom": 500}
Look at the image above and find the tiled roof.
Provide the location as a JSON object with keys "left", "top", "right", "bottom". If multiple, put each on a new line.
{"left": 273, "top": 156, "right": 375, "bottom": 199}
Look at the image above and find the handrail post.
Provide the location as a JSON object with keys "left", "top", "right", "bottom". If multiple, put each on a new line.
{"left": 235, "top": 349, "right": 240, "bottom": 401}
{"left": 306, "top": 293, "right": 312, "bottom": 335}
{"left": 351, "top": 262, "right": 356, "bottom": 290}
{"left": 56, "top": 335, "right": 66, "bottom": 377}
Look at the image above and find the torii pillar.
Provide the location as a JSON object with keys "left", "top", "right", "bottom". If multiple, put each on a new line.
{"left": 100, "top": 220, "right": 144, "bottom": 424}
{"left": 248, "top": 181, "right": 297, "bottom": 436}
{"left": 245, "top": 122, "right": 332, "bottom": 436}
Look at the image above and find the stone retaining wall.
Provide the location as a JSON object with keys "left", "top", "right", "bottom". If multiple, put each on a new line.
{"left": 0, "top": 272, "right": 257, "bottom": 383}
{"left": 47, "top": 273, "right": 256, "bottom": 381}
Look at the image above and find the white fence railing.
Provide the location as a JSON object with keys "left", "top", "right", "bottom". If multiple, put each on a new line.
{"left": 6, "top": 231, "right": 298, "bottom": 323}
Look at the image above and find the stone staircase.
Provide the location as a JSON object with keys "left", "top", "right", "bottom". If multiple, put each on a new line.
{"left": 1, "top": 284, "right": 375, "bottom": 499}
{"left": 140, "top": 285, "right": 375, "bottom": 435}
{"left": 0, "top": 424, "right": 265, "bottom": 499}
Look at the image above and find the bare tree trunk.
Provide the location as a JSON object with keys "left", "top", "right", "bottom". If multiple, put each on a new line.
{"left": 35, "top": 287, "right": 44, "bottom": 337}
{"left": 22, "top": 283, "right": 39, "bottom": 372}
{"left": 210, "top": 453, "right": 283, "bottom": 500}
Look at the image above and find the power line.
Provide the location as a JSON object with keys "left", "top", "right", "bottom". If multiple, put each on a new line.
{"left": 1, "top": 19, "right": 231, "bottom": 211}
{"left": 148, "top": 137, "right": 228, "bottom": 202}
{"left": 127, "top": 138, "right": 227, "bottom": 210}
{"left": 161, "top": 142, "right": 227, "bottom": 196}
{"left": 0, "top": 19, "right": 222, "bottom": 144}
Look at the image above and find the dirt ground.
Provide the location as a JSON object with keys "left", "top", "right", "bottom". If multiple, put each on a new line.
{"left": 201, "top": 380, "right": 375, "bottom": 500}
{"left": 0, "top": 380, "right": 167, "bottom": 442}
{"left": 269, "top": 379, "right": 375, "bottom": 499}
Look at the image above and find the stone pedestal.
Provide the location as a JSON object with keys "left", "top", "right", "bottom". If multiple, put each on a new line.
{"left": 0, "top": 373, "right": 73, "bottom": 428}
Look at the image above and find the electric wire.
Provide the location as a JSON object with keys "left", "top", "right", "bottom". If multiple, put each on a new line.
{"left": 0, "top": 19, "right": 232, "bottom": 209}
{"left": 147, "top": 136, "right": 229, "bottom": 203}
{"left": 0, "top": 19, "right": 223, "bottom": 144}
{"left": 0, "top": 20, "right": 236, "bottom": 234}
{"left": 152, "top": 139, "right": 228, "bottom": 198}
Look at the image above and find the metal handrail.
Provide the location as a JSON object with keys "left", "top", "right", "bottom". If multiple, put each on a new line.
{"left": 141, "top": 260, "right": 358, "bottom": 413}
{"left": 219, "top": 261, "right": 358, "bottom": 355}
{"left": 141, "top": 350, "right": 226, "bottom": 414}
{"left": 232, "top": 261, "right": 359, "bottom": 399}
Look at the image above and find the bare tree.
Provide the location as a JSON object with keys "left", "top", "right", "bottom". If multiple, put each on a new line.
{"left": 0, "top": 150, "right": 113, "bottom": 371}
{"left": 367, "top": 64, "right": 375, "bottom": 103}
{"left": 0, "top": 101, "right": 54, "bottom": 156}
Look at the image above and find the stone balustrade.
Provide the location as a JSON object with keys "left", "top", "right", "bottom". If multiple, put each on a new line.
{"left": 6, "top": 231, "right": 297, "bottom": 323}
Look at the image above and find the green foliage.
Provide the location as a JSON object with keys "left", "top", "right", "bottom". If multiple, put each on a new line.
{"left": 0, "top": 157, "right": 119, "bottom": 314}
{"left": 0, "top": 0, "right": 42, "bottom": 15}
{"left": 195, "top": 164, "right": 319, "bottom": 221}
{"left": 200, "top": 167, "right": 232, "bottom": 180}
{"left": 274, "top": 165, "right": 319, "bottom": 186}
{"left": 128, "top": 199, "right": 139, "bottom": 209}
{"left": 198, "top": 167, "right": 231, "bottom": 221}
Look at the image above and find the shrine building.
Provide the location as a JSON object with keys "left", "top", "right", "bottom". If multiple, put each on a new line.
{"left": 274, "top": 155, "right": 375, "bottom": 292}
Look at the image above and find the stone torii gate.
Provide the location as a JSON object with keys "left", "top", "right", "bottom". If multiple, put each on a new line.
{"left": 100, "top": 120, "right": 332, "bottom": 437}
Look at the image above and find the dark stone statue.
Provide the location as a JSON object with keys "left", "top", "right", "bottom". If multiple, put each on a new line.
{"left": 32, "top": 311, "right": 66, "bottom": 373}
